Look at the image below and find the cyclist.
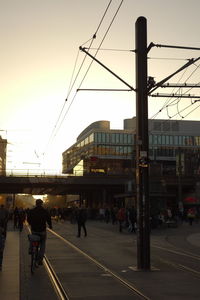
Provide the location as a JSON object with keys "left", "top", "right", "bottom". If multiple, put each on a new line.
{"left": 27, "top": 199, "right": 52, "bottom": 265}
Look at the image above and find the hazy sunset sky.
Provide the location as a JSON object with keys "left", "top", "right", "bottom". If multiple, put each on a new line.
{"left": 1, "top": 0, "right": 200, "bottom": 173}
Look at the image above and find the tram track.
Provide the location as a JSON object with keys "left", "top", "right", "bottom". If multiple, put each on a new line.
{"left": 151, "top": 241, "right": 200, "bottom": 279}
{"left": 45, "top": 226, "right": 200, "bottom": 298}
{"left": 46, "top": 228, "right": 151, "bottom": 300}
{"left": 43, "top": 255, "right": 70, "bottom": 300}
{"left": 23, "top": 222, "right": 200, "bottom": 299}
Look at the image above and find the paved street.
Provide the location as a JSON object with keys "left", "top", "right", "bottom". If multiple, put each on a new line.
{"left": 1, "top": 219, "right": 200, "bottom": 299}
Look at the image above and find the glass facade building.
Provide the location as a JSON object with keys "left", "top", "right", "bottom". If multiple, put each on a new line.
{"left": 62, "top": 118, "right": 200, "bottom": 177}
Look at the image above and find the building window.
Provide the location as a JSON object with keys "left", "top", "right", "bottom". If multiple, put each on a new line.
{"left": 106, "top": 133, "right": 110, "bottom": 143}
{"left": 157, "top": 135, "right": 162, "bottom": 145}
{"left": 119, "top": 146, "right": 124, "bottom": 155}
{"left": 115, "top": 133, "right": 119, "bottom": 144}
{"left": 195, "top": 136, "right": 200, "bottom": 146}
{"left": 111, "top": 133, "right": 116, "bottom": 143}
{"left": 119, "top": 134, "right": 124, "bottom": 143}
{"left": 169, "top": 135, "right": 173, "bottom": 145}
{"left": 174, "top": 136, "right": 178, "bottom": 145}
{"left": 153, "top": 135, "right": 158, "bottom": 145}
{"left": 128, "top": 134, "right": 132, "bottom": 144}
{"left": 116, "top": 146, "right": 120, "bottom": 155}
{"left": 102, "top": 133, "right": 106, "bottom": 143}
{"left": 98, "top": 132, "right": 102, "bottom": 143}
{"left": 178, "top": 135, "right": 182, "bottom": 145}
{"left": 161, "top": 135, "right": 165, "bottom": 145}
{"left": 166, "top": 135, "right": 169, "bottom": 145}
{"left": 127, "top": 146, "right": 132, "bottom": 155}
{"left": 89, "top": 133, "right": 94, "bottom": 143}
{"left": 124, "top": 146, "right": 128, "bottom": 155}
{"left": 124, "top": 134, "right": 128, "bottom": 144}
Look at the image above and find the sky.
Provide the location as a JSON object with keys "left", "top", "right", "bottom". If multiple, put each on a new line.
{"left": 1, "top": 0, "right": 200, "bottom": 174}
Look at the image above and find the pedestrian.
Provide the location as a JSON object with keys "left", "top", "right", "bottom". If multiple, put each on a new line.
{"left": 187, "top": 208, "right": 196, "bottom": 225}
{"left": 13, "top": 207, "right": 19, "bottom": 229}
{"left": 27, "top": 199, "right": 52, "bottom": 265}
{"left": 0, "top": 204, "right": 9, "bottom": 238}
{"left": 117, "top": 207, "right": 126, "bottom": 232}
{"left": 105, "top": 207, "right": 110, "bottom": 223}
{"left": 0, "top": 221, "right": 6, "bottom": 271}
{"left": 18, "top": 207, "right": 25, "bottom": 232}
{"left": 76, "top": 205, "right": 87, "bottom": 237}
{"left": 110, "top": 206, "right": 117, "bottom": 225}
{"left": 127, "top": 206, "right": 136, "bottom": 233}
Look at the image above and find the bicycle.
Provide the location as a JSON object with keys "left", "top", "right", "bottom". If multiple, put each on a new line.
{"left": 28, "top": 234, "right": 41, "bottom": 274}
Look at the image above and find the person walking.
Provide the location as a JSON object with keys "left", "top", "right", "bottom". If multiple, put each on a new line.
{"left": 117, "top": 207, "right": 126, "bottom": 232}
{"left": 127, "top": 206, "right": 136, "bottom": 233}
{"left": 187, "top": 208, "right": 196, "bottom": 225}
{"left": 18, "top": 207, "right": 25, "bottom": 232}
{"left": 0, "top": 204, "right": 9, "bottom": 238}
{"left": 13, "top": 207, "right": 19, "bottom": 230}
{"left": 76, "top": 206, "right": 87, "bottom": 237}
{"left": 0, "top": 221, "right": 6, "bottom": 271}
{"left": 27, "top": 199, "right": 52, "bottom": 265}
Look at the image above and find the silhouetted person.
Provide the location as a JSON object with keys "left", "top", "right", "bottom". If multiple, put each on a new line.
{"left": 0, "top": 205, "right": 9, "bottom": 238}
{"left": 27, "top": 199, "right": 52, "bottom": 265}
{"left": 117, "top": 207, "right": 126, "bottom": 232}
{"left": 0, "top": 220, "right": 6, "bottom": 271}
{"left": 76, "top": 206, "right": 87, "bottom": 237}
{"left": 13, "top": 207, "right": 19, "bottom": 229}
{"left": 18, "top": 208, "right": 25, "bottom": 232}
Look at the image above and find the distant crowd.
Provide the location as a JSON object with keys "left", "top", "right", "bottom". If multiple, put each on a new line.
{"left": 6, "top": 204, "right": 198, "bottom": 234}
{"left": 0, "top": 202, "right": 200, "bottom": 271}
{"left": 2, "top": 203, "right": 200, "bottom": 235}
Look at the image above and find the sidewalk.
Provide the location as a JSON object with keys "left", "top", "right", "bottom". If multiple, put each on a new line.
{"left": 0, "top": 227, "right": 20, "bottom": 300}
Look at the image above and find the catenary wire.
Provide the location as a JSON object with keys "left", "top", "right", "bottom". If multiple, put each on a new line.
{"left": 150, "top": 60, "right": 200, "bottom": 120}
{"left": 44, "top": 0, "right": 114, "bottom": 153}
{"left": 49, "top": 0, "right": 125, "bottom": 143}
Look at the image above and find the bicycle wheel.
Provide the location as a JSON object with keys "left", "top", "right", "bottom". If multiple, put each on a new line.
{"left": 31, "top": 247, "right": 38, "bottom": 274}
{"left": 31, "top": 252, "right": 35, "bottom": 274}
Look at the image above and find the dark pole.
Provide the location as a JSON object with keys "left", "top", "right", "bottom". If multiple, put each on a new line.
{"left": 178, "top": 147, "right": 182, "bottom": 206}
{"left": 135, "top": 16, "right": 150, "bottom": 270}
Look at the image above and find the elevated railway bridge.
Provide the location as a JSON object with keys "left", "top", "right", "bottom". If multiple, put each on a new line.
{"left": 0, "top": 173, "right": 198, "bottom": 208}
{"left": 0, "top": 174, "right": 132, "bottom": 207}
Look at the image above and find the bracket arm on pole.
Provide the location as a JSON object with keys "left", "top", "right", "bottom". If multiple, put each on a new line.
{"left": 79, "top": 46, "right": 136, "bottom": 92}
{"left": 148, "top": 56, "right": 200, "bottom": 94}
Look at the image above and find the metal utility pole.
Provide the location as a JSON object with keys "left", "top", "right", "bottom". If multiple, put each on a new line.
{"left": 135, "top": 16, "right": 150, "bottom": 270}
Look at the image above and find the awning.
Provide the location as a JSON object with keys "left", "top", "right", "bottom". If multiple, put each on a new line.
{"left": 183, "top": 196, "right": 199, "bottom": 204}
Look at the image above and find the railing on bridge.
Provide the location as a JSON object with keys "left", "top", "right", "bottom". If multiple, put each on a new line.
{"left": 5, "top": 169, "right": 92, "bottom": 178}
{"left": 6, "top": 169, "right": 67, "bottom": 177}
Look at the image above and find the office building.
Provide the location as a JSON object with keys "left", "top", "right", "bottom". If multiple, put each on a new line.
{"left": 62, "top": 118, "right": 200, "bottom": 208}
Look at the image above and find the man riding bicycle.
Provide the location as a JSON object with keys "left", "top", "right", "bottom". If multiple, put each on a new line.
{"left": 27, "top": 199, "right": 52, "bottom": 265}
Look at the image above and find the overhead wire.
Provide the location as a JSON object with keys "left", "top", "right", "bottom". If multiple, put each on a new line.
{"left": 148, "top": 56, "right": 189, "bottom": 61}
{"left": 44, "top": 0, "right": 114, "bottom": 153}
{"left": 48, "top": 0, "right": 125, "bottom": 144}
{"left": 167, "top": 99, "right": 200, "bottom": 119}
{"left": 77, "top": 0, "right": 125, "bottom": 91}
{"left": 150, "top": 66, "right": 189, "bottom": 119}
{"left": 84, "top": 47, "right": 134, "bottom": 52}
{"left": 150, "top": 59, "right": 200, "bottom": 121}
{"left": 45, "top": 50, "right": 80, "bottom": 151}
{"left": 167, "top": 62, "right": 200, "bottom": 119}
